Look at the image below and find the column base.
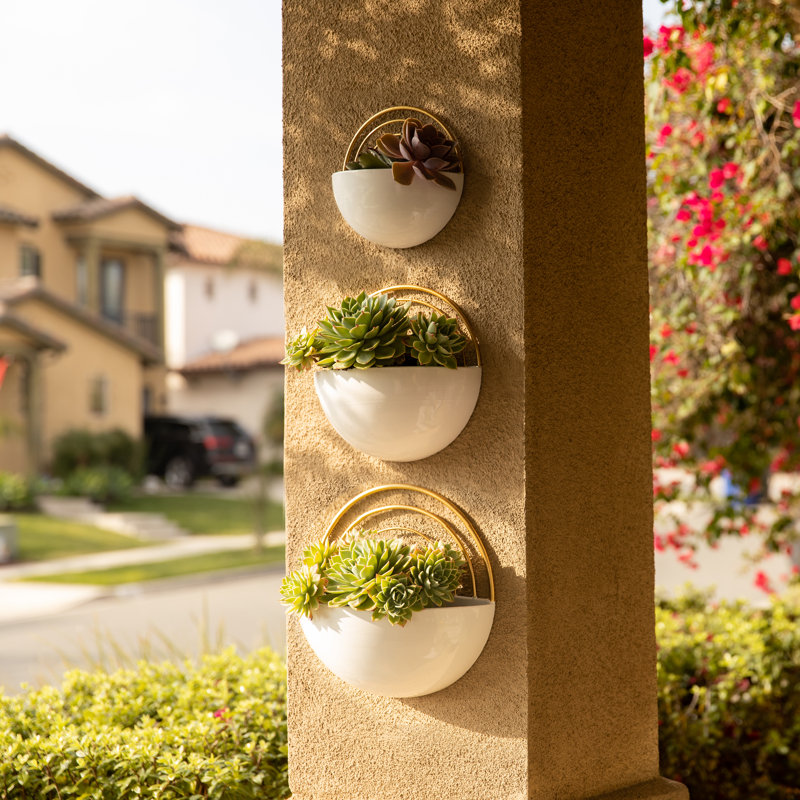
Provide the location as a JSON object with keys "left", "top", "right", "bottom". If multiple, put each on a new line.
{"left": 589, "top": 777, "right": 689, "bottom": 800}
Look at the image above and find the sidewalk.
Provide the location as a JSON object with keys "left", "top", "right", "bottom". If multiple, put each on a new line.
{"left": 0, "top": 531, "right": 285, "bottom": 625}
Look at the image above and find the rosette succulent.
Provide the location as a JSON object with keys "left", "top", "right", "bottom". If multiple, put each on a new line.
{"left": 410, "top": 542, "right": 465, "bottom": 607}
{"left": 325, "top": 537, "right": 414, "bottom": 610}
{"left": 280, "top": 533, "right": 467, "bottom": 626}
{"left": 281, "top": 327, "right": 319, "bottom": 371}
{"left": 376, "top": 117, "right": 461, "bottom": 190}
{"left": 280, "top": 565, "right": 328, "bottom": 619}
{"left": 315, "top": 291, "right": 411, "bottom": 369}
{"left": 408, "top": 311, "right": 467, "bottom": 369}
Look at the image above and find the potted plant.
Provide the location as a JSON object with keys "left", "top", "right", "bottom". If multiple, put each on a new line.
{"left": 282, "top": 285, "right": 482, "bottom": 461}
{"left": 281, "top": 484, "right": 495, "bottom": 698}
{"left": 332, "top": 107, "right": 464, "bottom": 248}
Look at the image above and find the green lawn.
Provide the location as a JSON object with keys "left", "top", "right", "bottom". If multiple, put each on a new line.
{"left": 22, "top": 545, "right": 285, "bottom": 586}
{"left": 107, "top": 494, "right": 284, "bottom": 536}
{"left": 13, "top": 514, "right": 147, "bottom": 563}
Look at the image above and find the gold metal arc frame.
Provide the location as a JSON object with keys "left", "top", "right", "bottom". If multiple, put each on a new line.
{"left": 322, "top": 484, "right": 495, "bottom": 603}
{"left": 369, "top": 284, "right": 482, "bottom": 367}
{"left": 342, "top": 105, "right": 463, "bottom": 171}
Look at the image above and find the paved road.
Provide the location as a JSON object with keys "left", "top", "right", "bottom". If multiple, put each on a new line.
{"left": 0, "top": 568, "right": 287, "bottom": 695}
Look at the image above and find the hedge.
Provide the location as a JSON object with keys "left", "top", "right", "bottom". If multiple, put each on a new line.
{"left": 0, "top": 648, "right": 288, "bottom": 799}
{"left": 2, "top": 598, "right": 800, "bottom": 798}
{"left": 657, "top": 591, "right": 800, "bottom": 799}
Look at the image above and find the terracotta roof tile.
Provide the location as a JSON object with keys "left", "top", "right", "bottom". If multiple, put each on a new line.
{"left": 179, "top": 336, "right": 285, "bottom": 375}
{"left": 169, "top": 224, "right": 282, "bottom": 272}
{"left": 0, "top": 203, "right": 38, "bottom": 228}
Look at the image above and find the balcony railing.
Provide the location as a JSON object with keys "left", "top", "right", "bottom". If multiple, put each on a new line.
{"left": 102, "top": 311, "right": 160, "bottom": 347}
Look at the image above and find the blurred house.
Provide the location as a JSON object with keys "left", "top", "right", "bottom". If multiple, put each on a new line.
{"left": 165, "top": 225, "right": 284, "bottom": 453}
{"left": 0, "top": 135, "right": 173, "bottom": 473}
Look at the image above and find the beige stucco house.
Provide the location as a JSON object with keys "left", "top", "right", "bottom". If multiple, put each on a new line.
{"left": 0, "top": 135, "right": 175, "bottom": 474}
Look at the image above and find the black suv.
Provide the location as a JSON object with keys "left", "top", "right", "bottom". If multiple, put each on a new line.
{"left": 143, "top": 415, "right": 256, "bottom": 488}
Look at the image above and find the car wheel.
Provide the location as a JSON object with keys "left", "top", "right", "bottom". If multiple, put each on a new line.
{"left": 216, "top": 475, "right": 240, "bottom": 488}
{"left": 164, "top": 456, "right": 195, "bottom": 489}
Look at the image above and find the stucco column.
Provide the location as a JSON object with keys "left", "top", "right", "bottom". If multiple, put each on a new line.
{"left": 24, "top": 352, "right": 43, "bottom": 475}
{"left": 153, "top": 246, "right": 166, "bottom": 354}
{"left": 283, "top": 1, "right": 688, "bottom": 799}
{"left": 83, "top": 236, "right": 100, "bottom": 315}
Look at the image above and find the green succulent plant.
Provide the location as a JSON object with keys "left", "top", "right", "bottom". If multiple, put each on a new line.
{"left": 376, "top": 117, "right": 461, "bottom": 190}
{"left": 301, "top": 539, "right": 337, "bottom": 570}
{"left": 280, "top": 565, "right": 328, "bottom": 619}
{"left": 325, "top": 537, "right": 414, "bottom": 610}
{"left": 281, "top": 327, "right": 319, "bottom": 371}
{"left": 408, "top": 311, "right": 467, "bottom": 369}
{"left": 410, "top": 542, "right": 465, "bottom": 607}
{"left": 344, "top": 148, "right": 394, "bottom": 171}
{"left": 280, "top": 533, "right": 467, "bottom": 626}
{"left": 315, "top": 291, "right": 411, "bottom": 369}
{"left": 371, "top": 576, "right": 423, "bottom": 626}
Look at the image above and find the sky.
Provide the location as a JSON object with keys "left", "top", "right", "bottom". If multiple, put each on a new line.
{"left": 2, "top": 2, "right": 667, "bottom": 247}
{"left": 1, "top": 0, "right": 283, "bottom": 243}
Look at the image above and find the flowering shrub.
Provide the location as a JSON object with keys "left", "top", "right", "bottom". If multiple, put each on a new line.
{"left": 647, "top": 1, "right": 800, "bottom": 576}
{"left": 657, "top": 592, "right": 800, "bottom": 799}
{"left": 0, "top": 472, "right": 37, "bottom": 512}
{"left": 0, "top": 648, "right": 288, "bottom": 799}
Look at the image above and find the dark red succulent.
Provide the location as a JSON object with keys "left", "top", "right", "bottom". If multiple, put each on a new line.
{"left": 376, "top": 117, "right": 461, "bottom": 190}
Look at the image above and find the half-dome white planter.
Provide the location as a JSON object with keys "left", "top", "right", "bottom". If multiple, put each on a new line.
{"left": 314, "top": 365, "right": 481, "bottom": 461}
{"left": 300, "top": 596, "right": 495, "bottom": 698}
{"left": 332, "top": 169, "right": 464, "bottom": 249}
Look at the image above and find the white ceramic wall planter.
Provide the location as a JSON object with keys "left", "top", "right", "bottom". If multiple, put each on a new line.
{"left": 298, "top": 485, "right": 496, "bottom": 698}
{"left": 300, "top": 597, "right": 495, "bottom": 698}
{"left": 313, "top": 285, "right": 482, "bottom": 462}
{"left": 333, "top": 106, "right": 463, "bottom": 249}
{"left": 314, "top": 365, "right": 481, "bottom": 462}
{"left": 332, "top": 170, "right": 464, "bottom": 249}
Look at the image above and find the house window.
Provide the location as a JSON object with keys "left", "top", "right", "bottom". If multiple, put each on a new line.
{"left": 89, "top": 375, "right": 108, "bottom": 416}
{"left": 20, "top": 245, "right": 41, "bottom": 277}
{"left": 76, "top": 256, "right": 88, "bottom": 306}
{"left": 100, "top": 259, "right": 125, "bottom": 323}
{"left": 248, "top": 279, "right": 258, "bottom": 303}
{"left": 205, "top": 277, "right": 215, "bottom": 300}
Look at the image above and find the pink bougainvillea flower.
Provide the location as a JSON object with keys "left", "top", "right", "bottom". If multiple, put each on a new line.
{"left": 676, "top": 208, "right": 692, "bottom": 222}
{"left": 791, "top": 295, "right": 800, "bottom": 311}
{"left": 708, "top": 168, "right": 726, "bottom": 189}
{"left": 677, "top": 368, "right": 689, "bottom": 378}
{"left": 657, "top": 24, "right": 685, "bottom": 50}
{"left": 753, "top": 235, "right": 768, "bottom": 251}
{"left": 658, "top": 124, "right": 673, "bottom": 145}
{"left": 789, "top": 314, "right": 800, "bottom": 331}
{"left": 777, "top": 258, "right": 793, "bottom": 275}
{"left": 651, "top": 428, "right": 662, "bottom": 442}
{"left": 649, "top": 344, "right": 658, "bottom": 362}
{"left": 660, "top": 323, "right": 673, "bottom": 338}
{"left": 722, "top": 162, "right": 739, "bottom": 179}
{"left": 673, "top": 441, "right": 690, "bottom": 458}
{"left": 685, "top": 322, "right": 697, "bottom": 334}
{"left": 664, "top": 67, "right": 693, "bottom": 95}
{"left": 717, "top": 97, "right": 731, "bottom": 113}
{"left": 663, "top": 350, "right": 680, "bottom": 365}
{"left": 793, "top": 100, "right": 800, "bottom": 127}
{"left": 754, "top": 571, "right": 775, "bottom": 594}
{"left": 643, "top": 36, "right": 654, "bottom": 57}
{"left": 690, "top": 41, "right": 715, "bottom": 75}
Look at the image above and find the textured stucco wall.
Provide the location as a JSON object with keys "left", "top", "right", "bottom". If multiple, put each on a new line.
{"left": 283, "top": 1, "right": 686, "bottom": 799}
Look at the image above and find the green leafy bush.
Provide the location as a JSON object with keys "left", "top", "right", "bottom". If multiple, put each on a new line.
{"left": 61, "top": 466, "right": 134, "bottom": 504}
{"left": 0, "top": 648, "right": 289, "bottom": 799}
{"left": 0, "top": 472, "right": 37, "bottom": 511}
{"left": 51, "top": 428, "right": 143, "bottom": 479}
{"left": 657, "top": 593, "right": 800, "bottom": 799}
